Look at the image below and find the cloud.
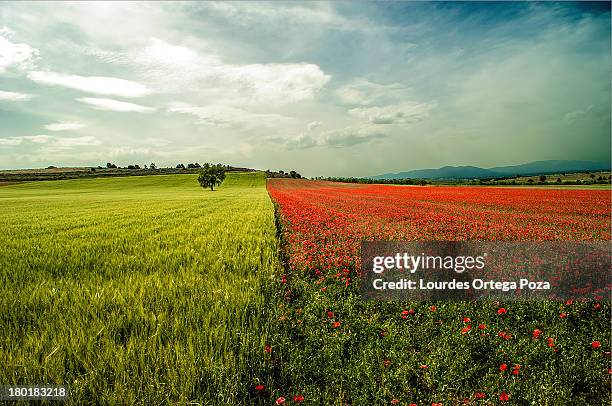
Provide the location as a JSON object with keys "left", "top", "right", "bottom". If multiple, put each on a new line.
{"left": 335, "top": 79, "right": 412, "bottom": 106}
{"left": 0, "top": 90, "right": 33, "bottom": 101}
{"left": 564, "top": 105, "right": 594, "bottom": 123}
{"left": 348, "top": 102, "right": 435, "bottom": 124}
{"left": 276, "top": 125, "right": 388, "bottom": 150}
{"left": 307, "top": 121, "right": 322, "bottom": 131}
{"left": 23, "top": 134, "right": 51, "bottom": 143}
{"left": 77, "top": 97, "right": 155, "bottom": 112}
{"left": 322, "top": 126, "right": 387, "bottom": 147}
{"left": 55, "top": 135, "right": 100, "bottom": 147}
{"left": 28, "top": 71, "right": 150, "bottom": 97}
{"left": 0, "top": 137, "right": 22, "bottom": 146}
{"left": 167, "top": 102, "right": 296, "bottom": 129}
{"left": 0, "top": 28, "right": 39, "bottom": 73}
{"left": 93, "top": 38, "right": 330, "bottom": 105}
{"left": 44, "top": 122, "right": 85, "bottom": 131}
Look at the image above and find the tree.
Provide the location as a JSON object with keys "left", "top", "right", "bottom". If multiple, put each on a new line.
{"left": 198, "top": 163, "right": 226, "bottom": 191}
{"left": 539, "top": 175, "right": 547, "bottom": 182}
{"left": 150, "top": 163, "right": 157, "bottom": 170}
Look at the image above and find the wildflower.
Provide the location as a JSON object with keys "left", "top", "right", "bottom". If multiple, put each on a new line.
{"left": 430, "top": 305, "right": 437, "bottom": 312}
{"left": 499, "top": 392, "right": 509, "bottom": 401}
{"left": 461, "top": 325, "right": 472, "bottom": 334}
{"left": 383, "top": 359, "right": 391, "bottom": 367}
{"left": 474, "top": 392, "right": 486, "bottom": 399}
{"left": 391, "top": 400, "right": 399, "bottom": 405}
{"left": 463, "top": 317, "right": 471, "bottom": 323}
{"left": 419, "top": 364, "right": 429, "bottom": 369}
{"left": 499, "top": 363, "right": 508, "bottom": 371}
{"left": 497, "top": 308, "right": 507, "bottom": 315}
{"left": 332, "top": 321, "right": 341, "bottom": 328}
{"left": 255, "top": 384, "right": 265, "bottom": 391}
{"left": 327, "top": 311, "right": 334, "bottom": 318}
{"left": 591, "top": 341, "right": 601, "bottom": 349}
{"left": 293, "top": 395, "right": 305, "bottom": 402}
{"left": 264, "top": 345, "right": 272, "bottom": 354}
{"left": 478, "top": 324, "right": 486, "bottom": 330}
{"left": 565, "top": 299, "right": 573, "bottom": 305}
{"left": 532, "top": 329, "right": 542, "bottom": 339}
{"left": 276, "top": 396, "right": 286, "bottom": 405}
{"left": 559, "top": 313, "right": 567, "bottom": 318}
{"left": 547, "top": 337, "right": 555, "bottom": 347}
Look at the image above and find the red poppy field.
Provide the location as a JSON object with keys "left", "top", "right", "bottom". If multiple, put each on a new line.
{"left": 254, "top": 180, "right": 611, "bottom": 405}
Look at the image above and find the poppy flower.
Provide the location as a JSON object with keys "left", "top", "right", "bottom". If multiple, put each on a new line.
{"left": 499, "top": 363, "right": 508, "bottom": 371}
{"left": 474, "top": 392, "right": 486, "bottom": 399}
{"left": 327, "top": 311, "right": 334, "bottom": 318}
{"left": 255, "top": 384, "right": 265, "bottom": 391}
{"left": 264, "top": 345, "right": 272, "bottom": 354}
{"left": 420, "top": 364, "right": 429, "bottom": 369}
{"left": 532, "top": 329, "right": 542, "bottom": 339}
{"left": 559, "top": 313, "right": 567, "bottom": 318}
{"left": 293, "top": 395, "right": 305, "bottom": 402}
{"left": 331, "top": 321, "right": 341, "bottom": 328}
{"left": 478, "top": 324, "right": 486, "bottom": 330}
{"left": 497, "top": 308, "right": 507, "bottom": 315}
{"left": 430, "top": 305, "right": 437, "bottom": 312}
{"left": 463, "top": 317, "right": 471, "bottom": 323}
{"left": 461, "top": 325, "right": 471, "bottom": 334}
{"left": 592, "top": 341, "right": 601, "bottom": 349}
{"left": 499, "top": 392, "right": 509, "bottom": 401}
{"left": 594, "top": 303, "right": 601, "bottom": 310}
{"left": 391, "top": 400, "right": 399, "bottom": 405}
{"left": 512, "top": 369, "right": 520, "bottom": 376}
{"left": 383, "top": 359, "right": 391, "bottom": 367}
{"left": 276, "top": 396, "right": 286, "bottom": 405}
{"left": 565, "top": 299, "right": 573, "bottom": 305}
{"left": 547, "top": 337, "right": 555, "bottom": 347}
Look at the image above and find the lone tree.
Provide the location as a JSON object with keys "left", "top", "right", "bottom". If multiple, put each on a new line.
{"left": 198, "top": 163, "right": 226, "bottom": 191}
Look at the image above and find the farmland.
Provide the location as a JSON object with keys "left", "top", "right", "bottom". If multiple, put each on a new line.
{"left": 0, "top": 172, "right": 281, "bottom": 404}
{"left": 263, "top": 179, "right": 611, "bottom": 405}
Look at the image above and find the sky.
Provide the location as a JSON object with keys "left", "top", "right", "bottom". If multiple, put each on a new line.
{"left": 0, "top": 1, "right": 610, "bottom": 177}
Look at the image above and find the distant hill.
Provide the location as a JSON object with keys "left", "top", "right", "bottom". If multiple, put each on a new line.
{"left": 370, "top": 160, "right": 611, "bottom": 180}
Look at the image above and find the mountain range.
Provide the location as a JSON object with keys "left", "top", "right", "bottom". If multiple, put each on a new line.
{"left": 370, "top": 160, "right": 611, "bottom": 180}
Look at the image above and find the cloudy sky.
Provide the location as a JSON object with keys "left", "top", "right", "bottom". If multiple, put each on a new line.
{"left": 0, "top": 2, "right": 609, "bottom": 176}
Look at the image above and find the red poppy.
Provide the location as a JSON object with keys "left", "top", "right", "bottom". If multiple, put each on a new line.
{"left": 276, "top": 396, "right": 286, "bottom": 405}
{"left": 559, "top": 313, "right": 567, "bottom": 318}
{"left": 532, "top": 329, "right": 542, "bottom": 339}
{"left": 594, "top": 303, "right": 601, "bottom": 310}
{"left": 463, "top": 317, "right": 471, "bottom": 323}
{"left": 430, "top": 305, "right": 437, "bottom": 312}
{"left": 327, "top": 311, "right": 334, "bottom": 318}
{"left": 591, "top": 341, "right": 601, "bottom": 349}
{"left": 264, "top": 345, "right": 272, "bottom": 354}
{"left": 499, "top": 363, "right": 508, "bottom": 371}
{"left": 565, "top": 299, "right": 573, "bottom": 305}
{"left": 420, "top": 364, "right": 429, "bottom": 369}
{"left": 332, "top": 321, "right": 341, "bottom": 328}
{"left": 474, "top": 392, "right": 486, "bottom": 399}
{"left": 478, "top": 324, "right": 486, "bottom": 330}
{"left": 547, "top": 337, "right": 555, "bottom": 347}
{"left": 383, "top": 359, "right": 391, "bottom": 367}
{"left": 499, "top": 392, "right": 510, "bottom": 401}
{"left": 293, "top": 395, "right": 305, "bottom": 402}
{"left": 461, "top": 325, "right": 472, "bottom": 334}
{"left": 512, "top": 369, "right": 520, "bottom": 376}
{"left": 390, "top": 400, "right": 399, "bottom": 405}
{"left": 497, "top": 308, "right": 507, "bottom": 315}
{"left": 255, "top": 384, "right": 265, "bottom": 391}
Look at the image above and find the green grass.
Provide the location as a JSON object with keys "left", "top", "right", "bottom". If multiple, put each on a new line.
{"left": 0, "top": 172, "right": 281, "bottom": 404}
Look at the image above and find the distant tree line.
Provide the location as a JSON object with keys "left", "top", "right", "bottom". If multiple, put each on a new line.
{"left": 318, "top": 177, "right": 429, "bottom": 186}
{"left": 266, "top": 169, "right": 302, "bottom": 179}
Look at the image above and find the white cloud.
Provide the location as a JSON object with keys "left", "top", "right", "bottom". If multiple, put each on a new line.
{"left": 349, "top": 102, "right": 435, "bottom": 124}
{"left": 276, "top": 125, "right": 387, "bottom": 150}
{"left": 0, "top": 29, "right": 39, "bottom": 73}
{"left": 94, "top": 38, "right": 330, "bottom": 106}
{"left": 28, "top": 71, "right": 150, "bottom": 97}
{"left": 167, "top": 102, "right": 296, "bottom": 129}
{"left": 0, "top": 137, "right": 22, "bottom": 146}
{"left": 335, "top": 79, "right": 412, "bottom": 106}
{"left": 77, "top": 97, "right": 155, "bottom": 112}
{"left": 307, "top": 121, "right": 322, "bottom": 131}
{"left": 44, "top": 122, "right": 85, "bottom": 131}
{"left": 0, "top": 90, "right": 33, "bottom": 101}
{"left": 23, "top": 134, "right": 51, "bottom": 143}
{"left": 55, "top": 135, "right": 100, "bottom": 147}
